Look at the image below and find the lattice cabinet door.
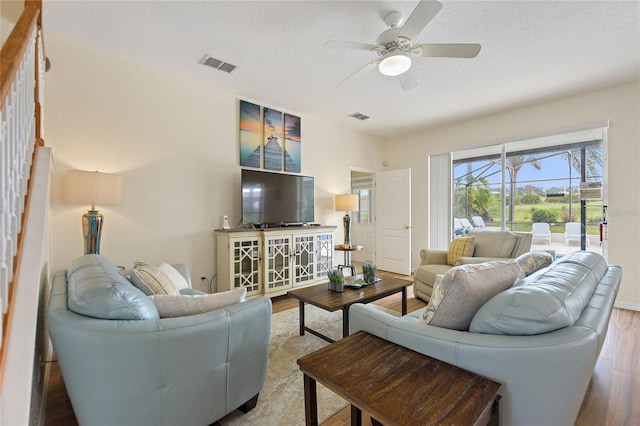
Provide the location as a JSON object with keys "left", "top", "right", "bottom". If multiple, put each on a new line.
{"left": 315, "top": 232, "right": 334, "bottom": 279}
{"left": 292, "top": 233, "right": 316, "bottom": 287}
{"left": 231, "top": 237, "right": 262, "bottom": 296}
{"left": 263, "top": 234, "right": 292, "bottom": 293}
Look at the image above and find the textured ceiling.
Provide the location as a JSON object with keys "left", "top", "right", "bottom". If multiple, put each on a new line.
{"left": 44, "top": 1, "right": 640, "bottom": 139}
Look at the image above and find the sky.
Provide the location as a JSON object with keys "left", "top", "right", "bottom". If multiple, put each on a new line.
{"left": 454, "top": 151, "right": 603, "bottom": 190}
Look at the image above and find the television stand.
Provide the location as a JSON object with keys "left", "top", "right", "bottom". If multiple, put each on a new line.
{"left": 216, "top": 226, "right": 337, "bottom": 298}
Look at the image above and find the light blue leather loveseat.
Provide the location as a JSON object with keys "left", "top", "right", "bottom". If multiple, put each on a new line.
{"left": 350, "top": 251, "right": 622, "bottom": 426}
{"left": 48, "top": 255, "right": 272, "bottom": 425}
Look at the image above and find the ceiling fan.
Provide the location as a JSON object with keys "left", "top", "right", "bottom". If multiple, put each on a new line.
{"left": 324, "top": 0, "right": 481, "bottom": 90}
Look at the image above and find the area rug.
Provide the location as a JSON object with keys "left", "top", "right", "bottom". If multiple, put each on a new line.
{"left": 217, "top": 305, "right": 348, "bottom": 425}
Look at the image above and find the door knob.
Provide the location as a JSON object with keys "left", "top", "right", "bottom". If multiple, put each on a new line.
{"left": 404, "top": 225, "right": 411, "bottom": 230}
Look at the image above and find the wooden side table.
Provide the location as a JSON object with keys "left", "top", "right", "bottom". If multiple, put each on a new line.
{"left": 334, "top": 244, "right": 363, "bottom": 276}
{"left": 298, "top": 331, "right": 501, "bottom": 426}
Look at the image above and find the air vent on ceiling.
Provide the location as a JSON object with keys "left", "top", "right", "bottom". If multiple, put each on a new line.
{"left": 201, "top": 55, "right": 237, "bottom": 74}
{"left": 349, "top": 112, "right": 370, "bottom": 121}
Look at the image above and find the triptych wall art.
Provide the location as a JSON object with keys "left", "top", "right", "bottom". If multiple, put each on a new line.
{"left": 239, "top": 100, "right": 301, "bottom": 173}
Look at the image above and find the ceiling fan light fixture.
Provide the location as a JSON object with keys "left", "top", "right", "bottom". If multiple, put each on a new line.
{"left": 379, "top": 53, "right": 411, "bottom": 76}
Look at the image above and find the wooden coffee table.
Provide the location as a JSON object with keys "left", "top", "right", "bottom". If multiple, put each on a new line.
{"left": 287, "top": 276, "right": 412, "bottom": 343}
{"left": 298, "top": 331, "right": 501, "bottom": 426}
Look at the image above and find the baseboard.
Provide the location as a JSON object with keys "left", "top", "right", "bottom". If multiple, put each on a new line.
{"left": 614, "top": 301, "right": 640, "bottom": 312}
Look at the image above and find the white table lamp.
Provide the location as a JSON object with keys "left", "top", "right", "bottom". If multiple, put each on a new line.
{"left": 335, "top": 194, "right": 359, "bottom": 247}
{"left": 65, "top": 170, "right": 122, "bottom": 254}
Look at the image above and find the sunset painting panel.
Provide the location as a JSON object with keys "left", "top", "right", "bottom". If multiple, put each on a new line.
{"left": 263, "top": 107, "right": 283, "bottom": 171}
{"left": 284, "top": 113, "right": 301, "bottom": 173}
{"left": 239, "top": 100, "right": 262, "bottom": 168}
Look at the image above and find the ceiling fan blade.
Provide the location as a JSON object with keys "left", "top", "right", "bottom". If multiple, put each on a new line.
{"left": 336, "top": 59, "right": 381, "bottom": 87}
{"left": 323, "top": 40, "right": 379, "bottom": 51}
{"left": 397, "top": 70, "right": 418, "bottom": 91}
{"left": 413, "top": 43, "right": 481, "bottom": 58}
{"left": 397, "top": 0, "right": 443, "bottom": 40}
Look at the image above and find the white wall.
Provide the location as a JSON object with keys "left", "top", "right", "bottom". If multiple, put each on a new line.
{"left": 384, "top": 81, "right": 640, "bottom": 310}
{"left": 45, "top": 35, "right": 384, "bottom": 291}
{"left": 0, "top": 0, "right": 23, "bottom": 46}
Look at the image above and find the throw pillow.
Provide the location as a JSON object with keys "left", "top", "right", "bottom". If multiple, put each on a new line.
{"left": 447, "top": 236, "right": 476, "bottom": 266}
{"left": 150, "top": 287, "right": 247, "bottom": 318}
{"left": 418, "top": 260, "right": 521, "bottom": 331}
{"left": 130, "top": 261, "right": 180, "bottom": 296}
{"left": 515, "top": 251, "right": 554, "bottom": 277}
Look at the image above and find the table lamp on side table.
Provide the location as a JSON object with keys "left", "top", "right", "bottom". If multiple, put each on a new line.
{"left": 335, "top": 194, "right": 359, "bottom": 248}
{"left": 65, "top": 170, "right": 123, "bottom": 255}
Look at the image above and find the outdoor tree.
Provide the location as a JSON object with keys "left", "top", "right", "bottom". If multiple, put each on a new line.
{"left": 454, "top": 180, "right": 493, "bottom": 220}
{"left": 503, "top": 155, "right": 541, "bottom": 223}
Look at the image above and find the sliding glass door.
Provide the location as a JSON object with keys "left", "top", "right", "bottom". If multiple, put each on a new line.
{"left": 451, "top": 131, "right": 604, "bottom": 256}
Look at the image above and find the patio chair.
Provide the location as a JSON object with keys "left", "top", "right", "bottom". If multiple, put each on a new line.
{"left": 471, "top": 216, "right": 486, "bottom": 228}
{"left": 531, "top": 222, "right": 552, "bottom": 244}
{"left": 565, "top": 222, "right": 590, "bottom": 246}
{"left": 459, "top": 218, "right": 473, "bottom": 231}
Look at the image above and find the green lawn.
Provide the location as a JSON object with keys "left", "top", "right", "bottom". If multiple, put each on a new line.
{"left": 483, "top": 200, "right": 603, "bottom": 234}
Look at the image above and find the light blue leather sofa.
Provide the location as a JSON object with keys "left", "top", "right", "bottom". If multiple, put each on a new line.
{"left": 48, "top": 255, "right": 272, "bottom": 425}
{"left": 350, "top": 251, "right": 622, "bottom": 426}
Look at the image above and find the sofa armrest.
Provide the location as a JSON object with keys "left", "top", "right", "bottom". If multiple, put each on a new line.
{"left": 171, "top": 263, "right": 192, "bottom": 287}
{"left": 348, "top": 303, "right": 400, "bottom": 338}
{"left": 419, "top": 248, "right": 448, "bottom": 266}
{"left": 349, "top": 303, "right": 425, "bottom": 339}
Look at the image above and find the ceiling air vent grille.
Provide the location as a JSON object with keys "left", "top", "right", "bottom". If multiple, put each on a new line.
{"left": 349, "top": 112, "right": 370, "bottom": 121}
{"left": 201, "top": 55, "right": 237, "bottom": 74}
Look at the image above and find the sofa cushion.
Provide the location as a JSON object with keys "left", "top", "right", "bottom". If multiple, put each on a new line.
{"left": 130, "top": 261, "right": 181, "bottom": 296}
{"left": 515, "top": 250, "right": 554, "bottom": 276}
{"left": 470, "top": 251, "right": 605, "bottom": 335}
{"left": 447, "top": 236, "right": 476, "bottom": 266}
{"left": 470, "top": 230, "right": 517, "bottom": 258}
{"left": 150, "top": 287, "right": 247, "bottom": 318}
{"left": 66, "top": 254, "right": 159, "bottom": 320}
{"left": 418, "top": 260, "right": 521, "bottom": 331}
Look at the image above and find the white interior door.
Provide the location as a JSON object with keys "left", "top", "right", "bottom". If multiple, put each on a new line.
{"left": 375, "top": 168, "right": 411, "bottom": 274}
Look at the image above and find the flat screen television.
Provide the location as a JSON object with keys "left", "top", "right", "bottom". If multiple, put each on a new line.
{"left": 241, "top": 169, "right": 315, "bottom": 226}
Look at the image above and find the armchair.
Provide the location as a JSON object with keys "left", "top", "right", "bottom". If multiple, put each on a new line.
{"left": 48, "top": 255, "right": 272, "bottom": 425}
{"left": 413, "top": 229, "right": 532, "bottom": 302}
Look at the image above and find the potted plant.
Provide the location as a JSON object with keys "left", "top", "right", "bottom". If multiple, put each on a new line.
{"left": 362, "top": 261, "right": 376, "bottom": 284}
{"left": 328, "top": 268, "right": 345, "bottom": 292}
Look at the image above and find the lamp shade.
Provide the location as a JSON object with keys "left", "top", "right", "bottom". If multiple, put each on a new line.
{"left": 379, "top": 52, "right": 412, "bottom": 76}
{"left": 335, "top": 194, "right": 359, "bottom": 212}
{"left": 65, "top": 170, "right": 123, "bottom": 207}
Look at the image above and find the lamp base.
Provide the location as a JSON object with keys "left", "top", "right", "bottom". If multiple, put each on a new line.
{"left": 343, "top": 213, "right": 351, "bottom": 248}
{"left": 82, "top": 210, "right": 103, "bottom": 254}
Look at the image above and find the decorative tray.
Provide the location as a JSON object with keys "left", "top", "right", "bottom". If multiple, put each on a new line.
{"left": 344, "top": 275, "right": 382, "bottom": 289}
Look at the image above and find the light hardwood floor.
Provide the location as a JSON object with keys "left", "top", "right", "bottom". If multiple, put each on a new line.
{"left": 44, "top": 271, "right": 640, "bottom": 425}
